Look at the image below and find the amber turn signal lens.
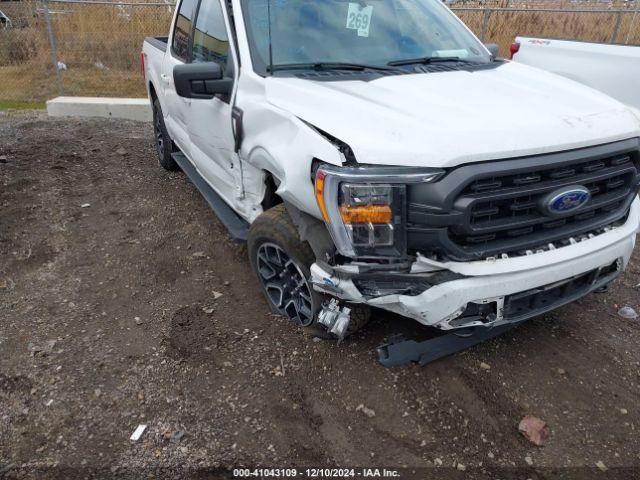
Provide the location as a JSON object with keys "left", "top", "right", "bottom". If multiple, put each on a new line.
{"left": 339, "top": 204, "right": 392, "bottom": 224}
{"left": 315, "top": 170, "right": 330, "bottom": 222}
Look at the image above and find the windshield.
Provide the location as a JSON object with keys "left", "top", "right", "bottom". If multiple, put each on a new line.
{"left": 241, "top": 0, "right": 490, "bottom": 75}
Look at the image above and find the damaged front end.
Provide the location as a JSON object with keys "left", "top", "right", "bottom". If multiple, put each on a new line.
{"left": 317, "top": 298, "right": 352, "bottom": 342}
{"left": 309, "top": 249, "right": 626, "bottom": 366}
{"left": 310, "top": 252, "right": 625, "bottom": 330}
{"left": 286, "top": 142, "right": 640, "bottom": 364}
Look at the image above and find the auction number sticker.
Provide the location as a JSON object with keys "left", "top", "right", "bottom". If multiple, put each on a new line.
{"left": 346, "top": 3, "right": 373, "bottom": 37}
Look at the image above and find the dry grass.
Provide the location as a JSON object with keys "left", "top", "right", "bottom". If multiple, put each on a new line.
{"left": 1, "top": 0, "right": 639, "bottom": 102}
{"left": 1, "top": 1, "right": 171, "bottom": 101}
{"left": 457, "top": 1, "right": 640, "bottom": 54}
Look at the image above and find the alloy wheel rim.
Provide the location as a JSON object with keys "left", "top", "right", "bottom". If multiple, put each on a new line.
{"left": 154, "top": 112, "right": 164, "bottom": 156}
{"left": 256, "top": 242, "right": 314, "bottom": 326}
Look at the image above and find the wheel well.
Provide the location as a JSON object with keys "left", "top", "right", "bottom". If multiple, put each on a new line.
{"left": 148, "top": 82, "right": 157, "bottom": 102}
{"left": 262, "top": 172, "right": 283, "bottom": 211}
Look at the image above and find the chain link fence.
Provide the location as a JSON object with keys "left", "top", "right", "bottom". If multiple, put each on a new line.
{"left": 0, "top": 0, "right": 173, "bottom": 104}
{"left": 0, "top": 0, "right": 639, "bottom": 105}
{"left": 0, "top": 1, "right": 51, "bottom": 104}
{"left": 455, "top": 5, "right": 640, "bottom": 50}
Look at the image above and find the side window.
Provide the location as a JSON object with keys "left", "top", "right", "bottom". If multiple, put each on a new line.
{"left": 172, "top": 0, "right": 198, "bottom": 61}
{"left": 191, "top": 0, "right": 230, "bottom": 71}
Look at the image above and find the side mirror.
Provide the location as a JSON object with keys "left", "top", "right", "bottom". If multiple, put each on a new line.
{"left": 484, "top": 43, "right": 499, "bottom": 59}
{"left": 173, "top": 62, "right": 232, "bottom": 99}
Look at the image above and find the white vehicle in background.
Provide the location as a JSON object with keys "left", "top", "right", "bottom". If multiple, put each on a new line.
{"left": 142, "top": 0, "right": 640, "bottom": 365}
{"left": 0, "top": 9, "right": 12, "bottom": 28}
{"left": 511, "top": 37, "right": 640, "bottom": 110}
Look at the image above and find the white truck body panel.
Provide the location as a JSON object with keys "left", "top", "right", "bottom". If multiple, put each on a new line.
{"left": 264, "top": 64, "right": 640, "bottom": 169}
{"left": 143, "top": 0, "right": 640, "bottom": 331}
{"left": 513, "top": 37, "right": 640, "bottom": 111}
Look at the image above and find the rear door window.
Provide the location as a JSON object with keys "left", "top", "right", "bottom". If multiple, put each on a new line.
{"left": 172, "top": 0, "right": 198, "bottom": 61}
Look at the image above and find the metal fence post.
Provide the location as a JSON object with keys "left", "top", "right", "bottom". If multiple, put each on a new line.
{"left": 625, "top": 6, "right": 639, "bottom": 45}
{"left": 43, "top": 0, "right": 64, "bottom": 96}
{"left": 480, "top": 8, "right": 490, "bottom": 42}
{"left": 610, "top": 11, "right": 622, "bottom": 44}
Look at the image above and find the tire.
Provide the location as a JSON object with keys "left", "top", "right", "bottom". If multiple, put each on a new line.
{"left": 152, "top": 97, "right": 179, "bottom": 171}
{"left": 247, "top": 204, "right": 371, "bottom": 340}
{"left": 248, "top": 204, "right": 323, "bottom": 330}
{"left": 347, "top": 303, "right": 371, "bottom": 334}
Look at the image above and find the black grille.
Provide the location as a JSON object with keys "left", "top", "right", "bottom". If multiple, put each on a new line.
{"left": 503, "top": 259, "right": 620, "bottom": 320}
{"left": 464, "top": 155, "right": 631, "bottom": 195}
{"left": 448, "top": 259, "right": 620, "bottom": 328}
{"left": 407, "top": 139, "right": 640, "bottom": 261}
{"left": 453, "top": 155, "right": 636, "bottom": 247}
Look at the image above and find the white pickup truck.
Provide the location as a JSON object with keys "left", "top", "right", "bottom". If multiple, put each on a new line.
{"left": 142, "top": 0, "right": 640, "bottom": 363}
{"left": 512, "top": 37, "right": 640, "bottom": 110}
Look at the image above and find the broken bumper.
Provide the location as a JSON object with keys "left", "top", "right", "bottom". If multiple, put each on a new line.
{"left": 311, "top": 197, "right": 640, "bottom": 329}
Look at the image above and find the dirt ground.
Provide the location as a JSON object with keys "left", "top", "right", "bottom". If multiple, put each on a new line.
{"left": 1, "top": 110, "right": 640, "bottom": 479}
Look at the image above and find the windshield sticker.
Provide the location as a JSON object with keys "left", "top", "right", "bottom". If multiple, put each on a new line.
{"left": 432, "top": 49, "right": 470, "bottom": 58}
{"left": 346, "top": 3, "right": 373, "bottom": 37}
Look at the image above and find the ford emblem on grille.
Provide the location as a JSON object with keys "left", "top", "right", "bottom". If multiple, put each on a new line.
{"left": 540, "top": 186, "right": 591, "bottom": 216}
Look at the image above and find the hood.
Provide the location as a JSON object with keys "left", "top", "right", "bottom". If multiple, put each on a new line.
{"left": 265, "top": 62, "right": 640, "bottom": 168}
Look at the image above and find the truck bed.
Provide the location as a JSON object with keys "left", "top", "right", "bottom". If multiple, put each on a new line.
{"left": 144, "top": 36, "right": 168, "bottom": 52}
{"left": 513, "top": 37, "right": 640, "bottom": 110}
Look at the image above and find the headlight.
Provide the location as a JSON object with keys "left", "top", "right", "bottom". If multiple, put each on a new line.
{"left": 315, "top": 164, "right": 443, "bottom": 258}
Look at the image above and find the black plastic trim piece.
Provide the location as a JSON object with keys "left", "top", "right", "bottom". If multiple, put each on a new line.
{"left": 231, "top": 106, "right": 244, "bottom": 153}
{"left": 173, "top": 62, "right": 233, "bottom": 100}
{"left": 409, "top": 138, "right": 639, "bottom": 217}
{"left": 377, "top": 322, "right": 521, "bottom": 368}
{"left": 144, "top": 36, "right": 168, "bottom": 52}
{"left": 172, "top": 152, "right": 249, "bottom": 242}
{"left": 376, "top": 262, "right": 621, "bottom": 367}
{"left": 502, "top": 260, "right": 620, "bottom": 322}
{"left": 407, "top": 138, "right": 640, "bottom": 261}
{"left": 174, "top": 62, "right": 232, "bottom": 99}
{"left": 285, "top": 60, "right": 505, "bottom": 82}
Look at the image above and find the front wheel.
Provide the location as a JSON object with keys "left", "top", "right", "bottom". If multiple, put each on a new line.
{"left": 248, "top": 205, "right": 321, "bottom": 328}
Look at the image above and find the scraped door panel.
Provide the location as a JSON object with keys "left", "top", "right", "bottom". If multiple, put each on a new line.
{"left": 186, "top": 0, "right": 238, "bottom": 206}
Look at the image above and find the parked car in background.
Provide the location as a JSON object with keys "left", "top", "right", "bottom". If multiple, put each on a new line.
{"left": 142, "top": 0, "right": 640, "bottom": 361}
{"left": 511, "top": 37, "right": 640, "bottom": 110}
